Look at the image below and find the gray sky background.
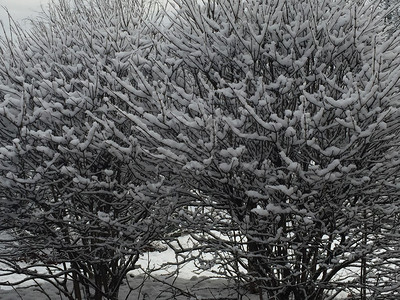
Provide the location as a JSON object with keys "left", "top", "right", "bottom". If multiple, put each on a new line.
{"left": 0, "top": 0, "right": 49, "bottom": 29}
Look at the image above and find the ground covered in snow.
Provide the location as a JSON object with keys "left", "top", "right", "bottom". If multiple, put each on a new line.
{"left": 0, "top": 238, "right": 352, "bottom": 299}
{"left": 0, "top": 274, "right": 247, "bottom": 300}
{"left": 0, "top": 237, "right": 260, "bottom": 300}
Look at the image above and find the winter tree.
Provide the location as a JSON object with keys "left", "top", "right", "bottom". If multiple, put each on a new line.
{"left": 2, "top": 0, "right": 400, "bottom": 299}
{"left": 0, "top": 1, "right": 179, "bottom": 299}
{"left": 383, "top": 0, "right": 400, "bottom": 30}
{"left": 108, "top": 0, "right": 400, "bottom": 299}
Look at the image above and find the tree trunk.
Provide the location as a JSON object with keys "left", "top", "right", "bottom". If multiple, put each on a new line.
{"left": 247, "top": 238, "right": 262, "bottom": 295}
{"left": 71, "top": 262, "right": 82, "bottom": 300}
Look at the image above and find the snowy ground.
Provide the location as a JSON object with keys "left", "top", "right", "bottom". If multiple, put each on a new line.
{"left": 0, "top": 274, "right": 243, "bottom": 300}
{"left": 0, "top": 236, "right": 259, "bottom": 300}
{"left": 0, "top": 233, "right": 353, "bottom": 299}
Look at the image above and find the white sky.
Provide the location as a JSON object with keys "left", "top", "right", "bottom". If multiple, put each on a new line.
{"left": 0, "top": 0, "right": 49, "bottom": 29}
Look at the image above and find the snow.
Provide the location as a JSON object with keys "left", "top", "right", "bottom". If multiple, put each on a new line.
{"left": 1, "top": 0, "right": 399, "bottom": 298}
{"left": 0, "top": 235, "right": 260, "bottom": 299}
{"left": 0, "top": 275, "right": 237, "bottom": 300}
{"left": 252, "top": 203, "right": 292, "bottom": 216}
{"left": 0, "top": 234, "right": 355, "bottom": 299}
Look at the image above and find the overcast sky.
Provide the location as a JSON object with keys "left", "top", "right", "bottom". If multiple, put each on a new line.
{"left": 0, "top": 0, "right": 49, "bottom": 29}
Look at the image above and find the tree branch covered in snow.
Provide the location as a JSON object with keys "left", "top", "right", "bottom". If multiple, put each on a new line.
{"left": 0, "top": 1, "right": 182, "bottom": 299}
{"left": 110, "top": 0, "right": 400, "bottom": 298}
{"left": 2, "top": 0, "right": 400, "bottom": 299}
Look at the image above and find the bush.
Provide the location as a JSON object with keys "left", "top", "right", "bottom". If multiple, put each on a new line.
{"left": 0, "top": 1, "right": 178, "bottom": 299}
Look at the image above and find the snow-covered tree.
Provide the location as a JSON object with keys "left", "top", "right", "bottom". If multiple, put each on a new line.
{"left": 383, "top": 0, "right": 400, "bottom": 30}
{"left": 2, "top": 0, "right": 400, "bottom": 298}
{"left": 109, "top": 0, "right": 400, "bottom": 298}
{"left": 0, "top": 1, "right": 178, "bottom": 299}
